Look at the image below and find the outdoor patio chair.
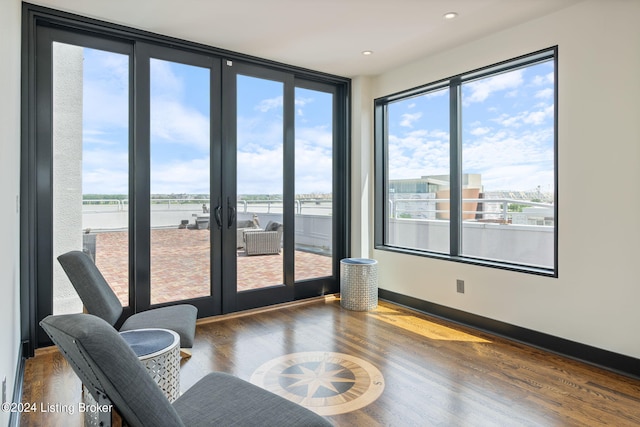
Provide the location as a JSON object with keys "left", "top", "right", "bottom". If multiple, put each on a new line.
{"left": 244, "top": 221, "right": 283, "bottom": 256}
{"left": 57, "top": 250, "right": 197, "bottom": 356}
{"left": 236, "top": 219, "right": 259, "bottom": 249}
{"left": 40, "top": 313, "right": 333, "bottom": 427}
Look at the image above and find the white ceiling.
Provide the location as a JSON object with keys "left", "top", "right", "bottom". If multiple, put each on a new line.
{"left": 30, "top": 0, "right": 583, "bottom": 77}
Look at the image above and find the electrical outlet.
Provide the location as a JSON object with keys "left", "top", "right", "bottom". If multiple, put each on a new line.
{"left": 456, "top": 279, "right": 465, "bottom": 293}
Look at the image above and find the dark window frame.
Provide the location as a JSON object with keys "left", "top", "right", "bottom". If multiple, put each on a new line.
{"left": 374, "top": 47, "right": 558, "bottom": 277}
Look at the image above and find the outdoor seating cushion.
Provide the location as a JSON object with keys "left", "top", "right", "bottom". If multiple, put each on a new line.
{"left": 40, "top": 313, "right": 333, "bottom": 427}
{"left": 264, "top": 220, "right": 282, "bottom": 231}
{"left": 120, "top": 304, "right": 198, "bottom": 348}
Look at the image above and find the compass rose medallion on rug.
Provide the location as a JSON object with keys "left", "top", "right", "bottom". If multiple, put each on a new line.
{"left": 250, "top": 351, "right": 385, "bottom": 416}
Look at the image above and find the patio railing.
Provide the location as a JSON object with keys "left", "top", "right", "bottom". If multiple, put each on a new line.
{"left": 83, "top": 198, "right": 332, "bottom": 215}
{"left": 389, "top": 197, "right": 554, "bottom": 225}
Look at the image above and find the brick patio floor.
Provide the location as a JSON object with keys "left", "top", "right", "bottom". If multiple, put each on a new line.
{"left": 95, "top": 228, "right": 333, "bottom": 305}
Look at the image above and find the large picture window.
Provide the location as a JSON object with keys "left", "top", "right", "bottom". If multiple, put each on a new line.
{"left": 375, "top": 48, "right": 557, "bottom": 275}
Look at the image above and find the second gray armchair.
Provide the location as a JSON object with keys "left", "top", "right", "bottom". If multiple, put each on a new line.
{"left": 57, "top": 250, "right": 197, "bottom": 355}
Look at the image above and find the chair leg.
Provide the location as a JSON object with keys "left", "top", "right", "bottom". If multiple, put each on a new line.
{"left": 180, "top": 348, "right": 192, "bottom": 359}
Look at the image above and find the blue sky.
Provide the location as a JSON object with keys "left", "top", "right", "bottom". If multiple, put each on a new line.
{"left": 81, "top": 48, "right": 333, "bottom": 196}
{"left": 81, "top": 48, "right": 129, "bottom": 195}
{"left": 388, "top": 60, "right": 555, "bottom": 194}
{"left": 149, "top": 58, "right": 211, "bottom": 195}
{"left": 236, "top": 77, "right": 333, "bottom": 196}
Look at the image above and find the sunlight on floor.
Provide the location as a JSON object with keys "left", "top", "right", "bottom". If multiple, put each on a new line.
{"left": 365, "top": 305, "right": 491, "bottom": 343}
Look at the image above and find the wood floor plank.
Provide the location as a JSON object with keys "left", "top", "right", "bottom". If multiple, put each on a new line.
{"left": 21, "top": 299, "right": 640, "bottom": 426}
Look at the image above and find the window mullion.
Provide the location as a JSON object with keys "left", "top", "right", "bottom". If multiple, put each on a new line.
{"left": 449, "top": 79, "right": 462, "bottom": 256}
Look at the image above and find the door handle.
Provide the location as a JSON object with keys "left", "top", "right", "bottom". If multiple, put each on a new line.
{"left": 214, "top": 198, "right": 222, "bottom": 229}
{"left": 227, "top": 198, "right": 236, "bottom": 228}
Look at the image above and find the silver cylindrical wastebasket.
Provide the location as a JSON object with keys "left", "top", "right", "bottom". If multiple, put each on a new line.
{"left": 340, "top": 258, "right": 378, "bottom": 311}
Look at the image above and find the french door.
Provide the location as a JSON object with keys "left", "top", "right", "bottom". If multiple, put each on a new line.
{"left": 224, "top": 63, "right": 341, "bottom": 311}
{"left": 29, "top": 25, "right": 345, "bottom": 347}
{"left": 222, "top": 63, "right": 294, "bottom": 311}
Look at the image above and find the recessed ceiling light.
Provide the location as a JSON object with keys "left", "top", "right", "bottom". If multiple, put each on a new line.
{"left": 443, "top": 12, "right": 458, "bottom": 20}
{"left": 362, "top": 50, "right": 373, "bottom": 56}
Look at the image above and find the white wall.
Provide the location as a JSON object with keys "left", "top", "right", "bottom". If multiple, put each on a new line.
{"left": 0, "top": 0, "right": 23, "bottom": 423}
{"left": 350, "top": 76, "right": 374, "bottom": 258}
{"left": 52, "top": 43, "right": 85, "bottom": 315}
{"left": 356, "top": 0, "right": 640, "bottom": 358}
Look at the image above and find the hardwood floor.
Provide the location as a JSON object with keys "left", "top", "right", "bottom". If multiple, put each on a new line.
{"left": 21, "top": 297, "right": 640, "bottom": 426}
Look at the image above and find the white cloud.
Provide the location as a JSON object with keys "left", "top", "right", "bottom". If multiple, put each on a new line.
{"left": 295, "top": 136, "right": 333, "bottom": 194}
{"left": 385, "top": 64, "right": 556, "bottom": 193}
{"left": 463, "top": 130, "right": 552, "bottom": 168}
{"left": 237, "top": 146, "right": 284, "bottom": 195}
{"left": 82, "top": 52, "right": 216, "bottom": 193}
{"left": 535, "top": 88, "right": 554, "bottom": 99}
{"left": 297, "top": 126, "right": 332, "bottom": 150}
{"left": 532, "top": 72, "right": 554, "bottom": 86}
{"left": 388, "top": 119, "right": 554, "bottom": 193}
{"left": 463, "top": 69, "right": 524, "bottom": 105}
{"left": 523, "top": 105, "right": 554, "bottom": 125}
{"left": 387, "top": 129, "right": 450, "bottom": 180}
{"left": 150, "top": 99, "right": 210, "bottom": 151}
{"left": 295, "top": 96, "right": 313, "bottom": 108}
{"left": 83, "top": 168, "right": 129, "bottom": 194}
{"left": 256, "top": 96, "right": 284, "bottom": 113}
{"left": 471, "top": 127, "right": 491, "bottom": 136}
{"left": 237, "top": 116, "right": 283, "bottom": 153}
{"left": 461, "top": 127, "right": 554, "bottom": 191}
{"left": 479, "top": 164, "right": 553, "bottom": 192}
{"left": 150, "top": 157, "right": 211, "bottom": 194}
{"left": 82, "top": 148, "right": 129, "bottom": 194}
{"left": 82, "top": 130, "right": 120, "bottom": 146}
{"left": 147, "top": 58, "right": 211, "bottom": 152}
{"left": 82, "top": 51, "right": 129, "bottom": 132}
{"left": 295, "top": 96, "right": 315, "bottom": 118}
{"left": 400, "top": 112, "right": 422, "bottom": 128}
{"left": 493, "top": 104, "right": 554, "bottom": 127}
{"left": 150, "top": 58, "right": 185, "bottom": 95}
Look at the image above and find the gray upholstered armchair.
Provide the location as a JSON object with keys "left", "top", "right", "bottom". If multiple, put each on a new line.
{"left": 57, "top": 250, "right": 197, "bottom": 356}
{"left": 40, "top": 313, "right": 333, "bottom": 427}
{"left": 244, "top": 221, "right": 283, "bottom": 256}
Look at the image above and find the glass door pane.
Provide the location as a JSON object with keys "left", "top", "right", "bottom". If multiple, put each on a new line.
{"left": 149, "top": 58, "right": 211, "bottom": 304}
{"left": 236, "top": 74, "right": 284, "bottom": 291}
{"left": 294, "top": 87, "right": 334, "bottom": 281}
{"left": 52, "top": 43, "right": 130, "bottom": 314}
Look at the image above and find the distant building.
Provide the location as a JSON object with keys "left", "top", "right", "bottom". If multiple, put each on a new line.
{"left": 389, "top": 174, "right": 482, "bottom": 195}
{"left": 389, "top": 174, "right": 482, "bottom": 220}
{"left": 389, "top": 174, "right": 554, "bottom": 224}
